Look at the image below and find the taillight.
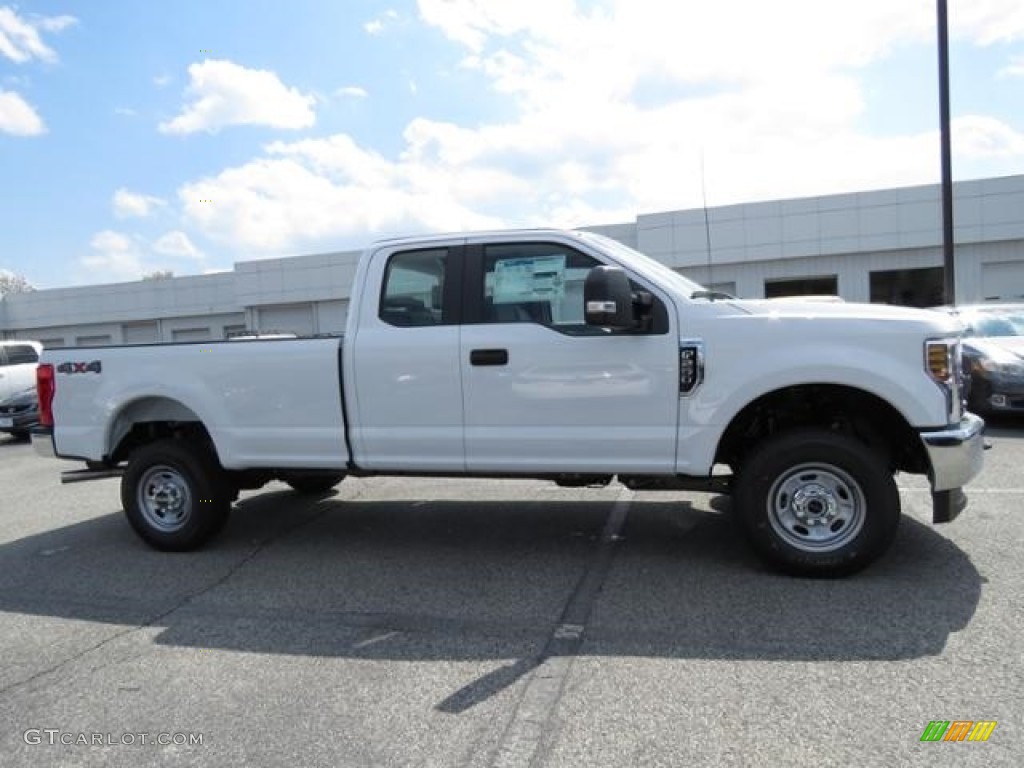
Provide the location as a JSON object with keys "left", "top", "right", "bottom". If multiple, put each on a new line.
{"left": 37, "top": 363, "right": 55, "bottom": 427}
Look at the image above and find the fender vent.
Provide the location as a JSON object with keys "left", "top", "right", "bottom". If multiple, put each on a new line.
{"left": 679, "top": 341, "right": 705, "bottom": 396}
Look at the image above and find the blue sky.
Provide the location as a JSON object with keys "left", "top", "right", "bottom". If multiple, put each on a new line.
{"left": 2, "top": 0, "right": 1023, "bottom": 288}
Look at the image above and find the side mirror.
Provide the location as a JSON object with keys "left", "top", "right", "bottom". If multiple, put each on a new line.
{"left": 584, "top": 265, "right": 636, "bottom": 330}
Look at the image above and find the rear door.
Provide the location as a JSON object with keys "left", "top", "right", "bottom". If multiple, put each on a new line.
{"left": 459, "top": 240, "right": 680, "bottom": 473}
{"left": 349, "top": 245, "right": 466, "bottom": 471}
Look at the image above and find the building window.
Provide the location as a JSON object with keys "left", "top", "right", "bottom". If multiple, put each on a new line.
{"left": 76, "top": 335, "right": 112, "bottom": 346}
{"left": 171, "top": 328, "right": 211, "bottom": 342}
{"left": 869, "top": 267, "right": 943, "bottom": 307}
{"left": 764, "top": 276, "right": 838, "bottom": 299}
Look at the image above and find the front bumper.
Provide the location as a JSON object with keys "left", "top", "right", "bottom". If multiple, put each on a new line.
{"left": 919, "top": 413, "right": 986, "bottom": 524}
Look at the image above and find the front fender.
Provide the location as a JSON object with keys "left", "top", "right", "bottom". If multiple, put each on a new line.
{"left": 676, "top": 340, "right": 945, "bottom": 476}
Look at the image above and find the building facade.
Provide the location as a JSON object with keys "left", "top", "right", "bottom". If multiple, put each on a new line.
{"left": 3, "top": 174, "right": 1023, "bottom": 345}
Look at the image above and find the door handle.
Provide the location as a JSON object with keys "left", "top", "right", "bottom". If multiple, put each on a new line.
{"left": 470, "top": 348, "right": 508, "bottom": 366}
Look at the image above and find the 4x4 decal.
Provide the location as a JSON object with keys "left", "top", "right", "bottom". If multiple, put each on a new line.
{"left": 56, "top": 361, "right": 102, "bottom": 375}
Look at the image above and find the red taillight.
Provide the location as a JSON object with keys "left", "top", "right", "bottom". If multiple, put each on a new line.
{"left": 37, "top": 363, "right": 55, "bottom": 427}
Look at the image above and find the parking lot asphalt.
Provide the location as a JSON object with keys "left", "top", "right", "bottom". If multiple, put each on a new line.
{"left": 0, "top": 421, "right": 1022, "bottom": 768}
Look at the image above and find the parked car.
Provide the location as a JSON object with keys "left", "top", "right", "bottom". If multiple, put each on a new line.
{"left": 935, "top": 304, "right": 1024, "bottom": 414}
{"left": 0, "top": 340, "right": 42, "bottom": 400}
{"left": 0, "top": 386, "right": 39, "bottom": 440}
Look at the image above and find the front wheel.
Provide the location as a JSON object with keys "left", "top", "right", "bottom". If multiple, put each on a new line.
{"left": 121, "top": 439, "right": 231, "bottom": 551}
{"left": 733, "top": 429, "right": 900, "bottom": 577}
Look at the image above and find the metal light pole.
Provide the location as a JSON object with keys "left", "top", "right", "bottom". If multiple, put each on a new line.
{"left": 937, "top": 0, "right": 956, "bottom": 304}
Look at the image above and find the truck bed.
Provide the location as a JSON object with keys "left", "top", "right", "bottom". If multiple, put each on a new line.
{"left": 44, "top": 337, "right": 349, "bottom": 470}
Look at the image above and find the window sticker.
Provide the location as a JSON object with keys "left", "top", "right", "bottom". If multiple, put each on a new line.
{"left": 492, "top": 255, "right": 566, "bottom": 304}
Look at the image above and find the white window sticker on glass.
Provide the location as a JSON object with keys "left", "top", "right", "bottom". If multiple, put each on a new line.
{"left": 492, "top": 255, "right": 566, "bottom": 304}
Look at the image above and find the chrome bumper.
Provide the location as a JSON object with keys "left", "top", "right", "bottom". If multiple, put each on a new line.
{"left": 919, "top": 413, "right": 986, "bottom": 492}
{"left": 31, "top": 425, "right": 56, "bottom": 459}
{"left": 919, "top": 413, "right": 986, "bottom": 524}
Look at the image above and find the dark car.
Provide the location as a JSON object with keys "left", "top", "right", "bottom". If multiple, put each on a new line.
{"left": 936, "top": 304, "right": 1024, "bottom": 415}
{"left": 0, "top": 386, "right": 39, "bottom": 441}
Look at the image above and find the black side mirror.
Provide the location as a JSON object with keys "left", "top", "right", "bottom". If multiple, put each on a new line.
{"left": 584, "top": 265, "right": 636, "bottom": 330}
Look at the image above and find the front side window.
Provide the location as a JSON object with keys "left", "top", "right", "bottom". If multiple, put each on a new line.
{"left": 481, "top": 243, "right": 667, "bottom": 335}
{"left": 379, "top": 248, "right": 448, "bottom": 327}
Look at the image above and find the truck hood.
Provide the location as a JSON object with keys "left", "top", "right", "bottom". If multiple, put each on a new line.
{"left": 731, "top": 298, "right": 950, "bottom": 324}
{"left": 696, "top": 298, "right": 965, "bottom": 342}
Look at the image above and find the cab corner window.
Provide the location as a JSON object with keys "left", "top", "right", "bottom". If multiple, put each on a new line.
{"left": 6, "top": 345, "right": 39, "bottom": 365}
{"left": 380, "top": 248, "right": 448, "bottom": 327}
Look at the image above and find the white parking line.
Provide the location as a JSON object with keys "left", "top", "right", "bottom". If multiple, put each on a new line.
{"left": 898, "top": 487, "right": 1024, "bottom": 493}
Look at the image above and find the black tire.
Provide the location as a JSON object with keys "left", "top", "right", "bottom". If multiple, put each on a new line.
{"left": 733, "top": 429, "right": 900, "bottom": 577}
{"left": 120, "top": 438, "right": 231, "bottom": 551}
{"left": 282, "top": 473, "right": 346, "bottom": 494}
{"left": 10, "top": 430, "right": 30, "bottom": 442}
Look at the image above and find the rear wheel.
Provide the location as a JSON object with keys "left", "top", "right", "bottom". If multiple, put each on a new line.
{"left": 282, "top": 473, "right": 346, "bottom": 494}
{"left": 121, "top": 439, "right": 230, "bottom": 551}
{"left": 733, "top": 429, "right": 900, "bottom": 577}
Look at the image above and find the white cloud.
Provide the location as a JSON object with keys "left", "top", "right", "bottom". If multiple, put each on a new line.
{"left": 0, "top": 89, "right": 44, "bottom": 135}
{"left": 159, "top": 59, "right": 316, "bottom": 135}
{"left": 364, "top": 9, "right": 399, "bottom": 35}
{"left": 335, "top": 85, "right": 368, "bottom": 99}
{"left": 153, "top": 74, "right": 173, "bottom": 87}
{"left": 178, "top": 135, "right": 510, "bottom": 253}
{"left": 953, "top": 115, "right": 1024, "bottom": 158}
{"left": 951, "top": 0, "right": 1024, "bottom": 44}
{"left": 80, "top": 230, "right": 206, "bottom": 282}
{"left": 1000, "top": 54, "right": 1024, "bottom": 78}
{"left": 0, "top": 7, "right": 75, "bottom": 63}
{"left": 153, "top": 230, "right": 203, "bottom": 260}
{"left": 112, "top": 188, "right": 166, "bottom": 218}
{"left": 82, "top": 231, "right": 147, "bottom": 281}
{"left": 168, "top": 0, "right": 1024, "bottom": 256}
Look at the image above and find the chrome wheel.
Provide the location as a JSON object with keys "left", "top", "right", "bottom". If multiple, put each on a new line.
{"left": 136, "top": 464, "right": 192, "bottom": 533}
{"left": 766, "top": 462, "right": 866, "bottom": 553}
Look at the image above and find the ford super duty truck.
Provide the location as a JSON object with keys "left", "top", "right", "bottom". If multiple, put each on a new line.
{"left": 32, "top": 229, "right": 985, "bottom": 576}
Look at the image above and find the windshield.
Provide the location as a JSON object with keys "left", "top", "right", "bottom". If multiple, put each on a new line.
{"left": 579, "top": 232, "right": 708, "bottom": 297}
{"left": 962, "top": 308, "right": 1024, "bottom": 337}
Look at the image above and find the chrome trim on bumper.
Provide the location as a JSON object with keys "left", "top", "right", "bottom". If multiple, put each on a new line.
{"left": 919, "top": 412, "right": 985, "bottom": 493}
{"left": 31, "top": 425, "right": 56, "bottom": 459}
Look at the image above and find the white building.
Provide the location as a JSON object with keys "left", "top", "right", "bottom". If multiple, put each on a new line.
{"left": 3, "top": 174, "right": 1023, "bottom": 345}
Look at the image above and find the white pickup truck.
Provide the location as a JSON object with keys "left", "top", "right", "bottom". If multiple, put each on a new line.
{"left": 33, "top": 229, "right": 985, "bottom": 576}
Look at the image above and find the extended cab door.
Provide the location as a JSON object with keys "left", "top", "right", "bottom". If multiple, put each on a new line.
{"left": 349, "top": 245, "right": 466, "bottom": 471}
{"left": 460, "top": 240, "right": 679, "bottom": 473}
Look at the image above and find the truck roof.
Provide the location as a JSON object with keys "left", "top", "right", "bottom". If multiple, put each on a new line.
{"left": 369, "top": 228, "right": 586, "bottom": 248}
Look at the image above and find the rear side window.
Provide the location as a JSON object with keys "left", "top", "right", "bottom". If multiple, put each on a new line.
{"left": 4, "top": 345, "right": 38, "bottom": 365}
{"left": 380, "top": 248, "right": 449, "bottom": 327}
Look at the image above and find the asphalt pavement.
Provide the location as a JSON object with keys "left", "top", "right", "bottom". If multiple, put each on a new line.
{"left": 0, "top": 420, "right": 1021, "bottom": 767}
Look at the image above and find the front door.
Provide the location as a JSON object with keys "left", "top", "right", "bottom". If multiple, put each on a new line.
{"left": 460, "top": 241, "right": 679, "bottom": 474}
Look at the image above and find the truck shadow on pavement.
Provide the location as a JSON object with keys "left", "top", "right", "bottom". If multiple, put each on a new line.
{"left": 0, "top": 488, "right": 983, "bottom": 708}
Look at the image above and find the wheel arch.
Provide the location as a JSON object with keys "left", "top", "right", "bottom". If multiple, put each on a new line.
{"left": 715, "top": 383, "right": 928, "bottom": 476}
{"left": 107, "top": 397, "right": 220, "bottom": 465}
